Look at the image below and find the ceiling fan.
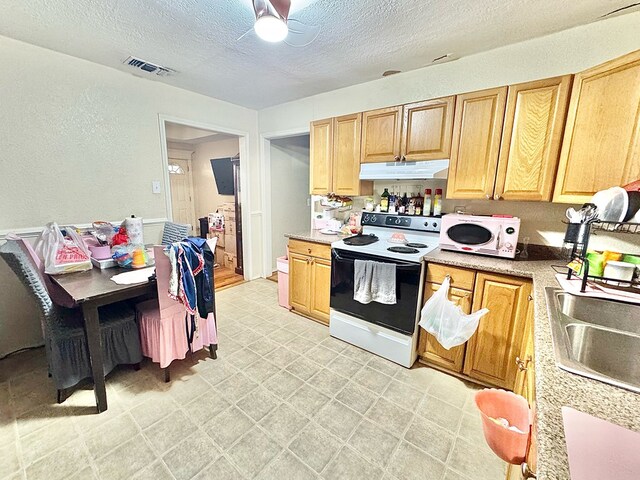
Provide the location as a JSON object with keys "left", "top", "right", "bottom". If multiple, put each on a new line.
{"left": 239, "top": 0, "right": 320, "bottom": 46}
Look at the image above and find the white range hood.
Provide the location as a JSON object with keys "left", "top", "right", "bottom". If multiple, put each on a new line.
{"left": 359, "top": 159, "right": 449, "bottom": 180}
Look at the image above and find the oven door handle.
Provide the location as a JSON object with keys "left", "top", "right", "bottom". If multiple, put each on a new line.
{"left": 332, "top": 251, "right": 421, "bottom": 270}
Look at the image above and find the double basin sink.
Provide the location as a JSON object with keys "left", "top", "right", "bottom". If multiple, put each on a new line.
{"left": 545, "top": 288, "right": 640, "bottom": 393}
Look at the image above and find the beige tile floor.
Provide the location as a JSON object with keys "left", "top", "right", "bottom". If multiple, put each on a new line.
{"left": 0, "top": 279, "right": 506, "bottom": 480}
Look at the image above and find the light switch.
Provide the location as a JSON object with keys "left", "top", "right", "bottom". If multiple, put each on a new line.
{"left": 152, "top": 181, "right": 161, "bottom": 194}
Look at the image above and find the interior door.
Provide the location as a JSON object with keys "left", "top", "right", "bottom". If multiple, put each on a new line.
{"left": 168, "top": 158, "right": 196, "bottom": 228}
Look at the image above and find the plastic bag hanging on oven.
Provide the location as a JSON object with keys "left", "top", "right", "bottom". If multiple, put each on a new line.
{"left": 418, "top": 276, "right": 489, "bottom": 350}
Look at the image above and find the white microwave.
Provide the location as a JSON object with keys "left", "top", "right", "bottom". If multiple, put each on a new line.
{"left": 439, "top": 214, "right": 521, "bottom": 259}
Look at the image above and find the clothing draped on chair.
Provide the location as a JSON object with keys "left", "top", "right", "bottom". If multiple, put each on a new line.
{"left": 0, "top": 239, "right": 143, "bottom": 397}
{"left": 136, "top": 243, "right": 217, "bottom": 377}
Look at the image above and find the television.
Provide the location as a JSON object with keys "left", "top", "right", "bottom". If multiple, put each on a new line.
{"left": 210, "top": 157, "right": 235, "bottom": 195}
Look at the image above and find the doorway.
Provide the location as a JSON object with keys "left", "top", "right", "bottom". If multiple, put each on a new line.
{"left": 268, "top": 134, "right": 311, "bottom": 273}
{"left": 163, "top": 120, "right": 245, "bottom": 290}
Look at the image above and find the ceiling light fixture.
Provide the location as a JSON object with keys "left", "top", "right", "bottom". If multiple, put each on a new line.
{"left": 254, "top": 13, "right": 288, "bottom": 42}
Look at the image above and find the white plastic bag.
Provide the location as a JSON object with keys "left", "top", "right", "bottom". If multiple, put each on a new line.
{"left": 418, "top": 276, "right": 489, "bottom": 350}
{"left": 35, "top": 222, "right": 92, "bottom": 275}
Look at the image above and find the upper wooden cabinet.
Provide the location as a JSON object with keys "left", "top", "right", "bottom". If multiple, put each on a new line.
{"left": 361, "top": 106, "right": 403, "bottom": 163}
{"left": 447, "top": 87, "right": 508, "bottom": 199}
{"left": 309, "top": 116, "right": 372, "bottom": 196}
{"left": 495, "top": 76, "right": 572, "bottom": 202}
{"left": 332, "top": 113, "right": 363, "bottom": 196}
{"left": 463, "top": 272, "right": 532, "bottom": 390}
{"left": 401, "top": 96, "right": 456, "bottom": 161}
{"left": 553, "top": 50, "right": 640, "bottom": 203}
{"left": 310, "top": 118, "right": 333, "bottom": 195}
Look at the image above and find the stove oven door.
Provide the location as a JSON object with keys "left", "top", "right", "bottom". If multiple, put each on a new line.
{"left": 330, "top": 248, "right": 423, "bottom": 335}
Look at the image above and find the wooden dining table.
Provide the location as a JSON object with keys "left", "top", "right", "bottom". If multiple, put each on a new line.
{"left": 51, "top": 267, "right": 156, "bottom": 413}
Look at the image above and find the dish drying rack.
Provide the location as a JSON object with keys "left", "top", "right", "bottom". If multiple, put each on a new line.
{"left": 554, "top": 220, "right": 640, "bottom": 293}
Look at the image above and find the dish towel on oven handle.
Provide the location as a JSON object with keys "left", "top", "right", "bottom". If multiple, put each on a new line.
{"left": 353, "top": 259, "right": 397, "bottom": 305}
{"left": 418, "top": 276, "right": 489, "bottom": 350}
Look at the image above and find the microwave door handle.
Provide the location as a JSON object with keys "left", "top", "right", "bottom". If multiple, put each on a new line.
{"left": 496, "top": 225, "right": 503, "bottom": 249}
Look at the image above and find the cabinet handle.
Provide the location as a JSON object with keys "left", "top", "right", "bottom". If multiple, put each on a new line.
{"left": 394, "top": 155, "right": 401, "bottom": 162}
{"left": 485, "top": 194, "right": 491, "bottom": 200}
{"left": 401, "top": 156, "right": 406, "bottom": 162}
{"left": 521, "top": 462, "right": 536, "bottom": 479}
{"left": 516, "top": 355, "right": 532, "bottom": 371}
{"left": 494, "top": 194, "right": 502, "bottom": 200}
{"left": 528, "top": 294, "right": 533, "bottom": 301}
{"left": 308, "top": 248, "right": 312, "bottom": 253}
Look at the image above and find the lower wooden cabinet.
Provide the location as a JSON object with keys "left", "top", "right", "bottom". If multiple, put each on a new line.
{"left": 463, "top": 272, "right": 532, "bottom": 389}
{"left": 289, "top": 253, "right": 312, "bottom": 314}
{"left": 418, "top": 282, "right": 471, "bottom": 372}
{"left": 288, "top": 240, "right": 331, "bottom": 325}
{"left": 309, "top": 258, "right": 331, "bottom": 324}
{"left": 418, "top": 265, "right": 533, "bottom": 392}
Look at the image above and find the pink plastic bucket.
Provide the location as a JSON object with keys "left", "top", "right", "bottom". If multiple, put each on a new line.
{"left": 475, "top": 389, "right": 531, "bottom": 464}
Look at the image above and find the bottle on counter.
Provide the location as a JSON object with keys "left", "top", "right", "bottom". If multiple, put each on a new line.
{"left": 415, "top": 191, "right": 423, "bottom": 216}
{"left": 424, "top": 189, "right": 432, "bottom": 216}
{"left": 380, "top": 188, "right": 390, "bottom": 213}
{"left": 407, "top": 192, "right": 416, "bottom": 215}
{"left": 433, "top": 188, "right": 443, "bottom": 216}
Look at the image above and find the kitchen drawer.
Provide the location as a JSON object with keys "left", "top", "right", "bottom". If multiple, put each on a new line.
{"left": 288, "top": 239, "right": 331, "bottom": 260}
{"left": 426, "top": 263, "right": 475, "bottom": 291}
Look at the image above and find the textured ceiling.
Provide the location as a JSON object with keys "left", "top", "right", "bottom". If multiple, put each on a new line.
{"left": 0, "top": 0, "right": 635, "bottom": 109}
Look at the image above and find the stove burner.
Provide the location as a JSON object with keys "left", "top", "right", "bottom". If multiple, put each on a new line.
{"left": 405, "top": 243, "right": 428, "bottom": 249}
{"left": 387, "top": 246, "right": 420, "bottom": 254}
{"left": 343, "top": 234, "right": 379, "bottom": 246}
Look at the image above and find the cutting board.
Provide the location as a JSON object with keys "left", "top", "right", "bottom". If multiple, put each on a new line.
{"left": 562, "top": 406, "right": 640, "bottom": 479}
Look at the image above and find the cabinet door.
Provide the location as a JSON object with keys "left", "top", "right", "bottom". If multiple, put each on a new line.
{"left": 418, "top": 282, "right": 472, "bottom": 372}
{"left": 463, "top": 272, "right": 532, "bottom": 389}
{"left": 310, "top": 118, "right": 333, "bottom": 195}
{"left": 447, "top": 87, "right": 508, "bottom": 199}
{"left": 289, "top": 253, "right": 311, "bottom": 314}
{"left": 495, "top": 76, "right": 572, "bottom": 202}
{"left": 401, "top": 96, "right": 455, "bottom": 161}
{"left": 553, "top": 50, "right": 640, "bottom": 203}
{"left": 309, "top": 258, "right": 331, "bottom": 325}
{"left": 332, "top": 113, "right": 364, "bottom": 196}
{"left": 361, "top": 106, "right": 402, "bottom": 163}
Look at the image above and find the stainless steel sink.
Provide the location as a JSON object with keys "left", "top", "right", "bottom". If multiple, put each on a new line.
{"left": 545, "top": 288, "right": 640, "bottom": 393}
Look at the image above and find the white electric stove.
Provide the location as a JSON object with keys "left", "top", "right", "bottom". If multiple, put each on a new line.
{"left": 329, "top": 212, "right": 441, "bottom": 367}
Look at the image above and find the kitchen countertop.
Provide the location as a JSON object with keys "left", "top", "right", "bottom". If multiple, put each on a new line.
{"left": 422, "top": 248, "right": 640, "bottom": 479}
{"left": 285, "top": 229, "right": 345, "bottom": 245}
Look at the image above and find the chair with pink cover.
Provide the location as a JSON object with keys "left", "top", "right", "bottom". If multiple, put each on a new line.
{"left": 136, "top": 245, "right": 217, "bottom": 381}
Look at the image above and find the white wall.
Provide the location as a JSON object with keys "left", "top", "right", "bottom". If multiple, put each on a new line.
{"left": 270, "top": 135, "right": 311, "bottom": 271}
{"left": 258, "top": 12, "right": 640, "bottom": 246}
{"left": 190, "top": 137, "right": 239, "bottom": 220}
{"left": 0, "top": 35, "right": 262, "bottom": 356}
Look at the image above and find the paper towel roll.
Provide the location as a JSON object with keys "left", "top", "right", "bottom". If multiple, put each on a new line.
{"left": 125, "top": 216, "right": 144, "bottom": 245}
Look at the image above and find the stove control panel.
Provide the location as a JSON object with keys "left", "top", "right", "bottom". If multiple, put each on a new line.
{"left": 361, "top": 212, "right": 441, "bottom": 232}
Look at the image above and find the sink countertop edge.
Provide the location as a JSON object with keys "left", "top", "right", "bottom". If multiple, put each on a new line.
{"left": 422, "top": 249, "right": 640, "bottom": 480}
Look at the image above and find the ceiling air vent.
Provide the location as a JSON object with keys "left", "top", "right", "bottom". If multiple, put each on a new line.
{"left": 122, "top": 56, "right": 176, "bottom": 77}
